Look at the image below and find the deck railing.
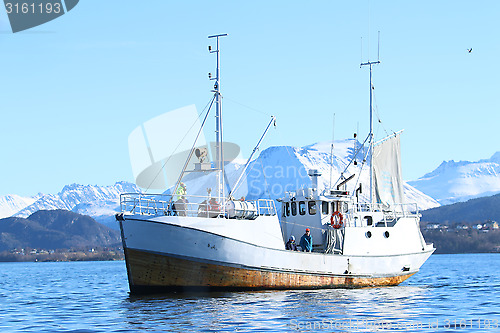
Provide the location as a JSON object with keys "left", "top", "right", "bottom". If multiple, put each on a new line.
{"left": 315, "top": 202, "right": 420, "bottom": 228}
{"left": 340, "top": 202, "right": 420, "bottom": 228}
{"left": 354, "top": 202, "right": 419, "bottom": 217}
{"left": 119, "top": 193, "right": 277, "bottom": 219}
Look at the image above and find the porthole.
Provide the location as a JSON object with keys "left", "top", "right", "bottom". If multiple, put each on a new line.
{"left": 384, "top": 231, "right": 390, "bottom": 238}
{"left": 366, "top": 231, "right": 372, "bottom": 238}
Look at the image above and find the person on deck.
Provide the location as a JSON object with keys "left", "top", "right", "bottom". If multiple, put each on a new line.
{"left": 173, "top": 182, "right": 188, "bottom": 216}
{"left": 176, "top": 182, "right": 187, "bottom": 200}
{"left": 208, "top": 197, "right": 220, "bottom": 218}
{"left": 286, "top": 236, "right": 298, "bottom": 251}
{"left": 299, "top": 228, "right": 313, "bottom": 252}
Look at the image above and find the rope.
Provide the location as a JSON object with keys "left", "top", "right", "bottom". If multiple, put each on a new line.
{"left": 352, "top": 138, "right": 371, "bottom": 199}
{"left": 332, "top": 133, "right": 370, "bottom": 188}
{"left": 372, "top": 92, "right": 394, "bottom": 139}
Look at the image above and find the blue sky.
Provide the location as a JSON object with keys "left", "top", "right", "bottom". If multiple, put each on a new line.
{"left": 0, "top": 1, "right": 499, "bottom": 197}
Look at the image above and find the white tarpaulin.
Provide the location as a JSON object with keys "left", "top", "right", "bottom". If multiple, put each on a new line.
{"left": 373, "top": 133, "right": 405, "bottom": 208}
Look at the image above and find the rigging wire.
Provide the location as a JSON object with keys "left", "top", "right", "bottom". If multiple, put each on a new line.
{"left": 352, "top": 137, "right": 372, "bottom": 201}
{"left": 223, "top": 97, "right": 272, "bottom": 117}
{"left": 217, "top": 97, "right": 279, "bottom": 198}
{"left": 144, "top": 95, "right": 216, "bottom": 193}
{"left": 228, "top": 116, "right": 277, "bottom": 199}
{"left": 170, "top": 96, "right": 216, "bottom": 202}
{"left": 333, "top": 133, "right": 370, "bottom": 189}
{"left": 220, "top": 94, "right": 226, "bottom": 196}
{"left": 329, "top": 114, "right": 335, "bottom": 189}
{"left": 372, "top": 91, "right": 390, "bottom": 138}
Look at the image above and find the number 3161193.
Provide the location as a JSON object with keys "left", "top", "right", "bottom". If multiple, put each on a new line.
{"left": 5, "top": 2, "right": 61, "bottom": 14}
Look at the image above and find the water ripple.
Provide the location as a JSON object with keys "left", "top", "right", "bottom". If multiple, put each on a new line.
{"left": 0, "top": 254, "right": 499, "bottom": 332}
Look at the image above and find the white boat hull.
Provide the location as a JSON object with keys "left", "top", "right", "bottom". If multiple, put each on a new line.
{"left": 119, "top": 214, "right": 433, "bottom": 294}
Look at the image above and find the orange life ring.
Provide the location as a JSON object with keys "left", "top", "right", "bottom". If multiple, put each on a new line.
{"left": 330, "top": 211, "right": 343, "bottom": 229}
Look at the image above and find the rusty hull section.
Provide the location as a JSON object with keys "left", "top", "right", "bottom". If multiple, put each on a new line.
{"left": 125, "top": 248, "right": 415, "bottom": 294}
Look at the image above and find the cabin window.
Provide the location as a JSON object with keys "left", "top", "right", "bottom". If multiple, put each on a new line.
{"left": 285, "top": 202, "right": 290, "bottom": 216}
{"left": 322, "top": 201, "right": 329, "bottom": 215}
{"left": 299, "top": 201, "right": 306, "bottom": 215}
{"left": 291, "top": 201, "right": 297, "bottom": 216}
{"left": 308, "top": 201, "right": 317, "bottom": 215}
{"left": 330, "top": 201, "right": 346, "bottom": 213}
{"left": 339, "top": 202, "right": 345, "bottom": 213}
{"left": 364, "top": 216, "right": 373, "bottom": 226}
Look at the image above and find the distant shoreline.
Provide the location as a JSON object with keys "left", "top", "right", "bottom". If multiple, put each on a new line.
{"left": 0, "top": 249, "right": 124, "bottom": 263}
{"left": 421, "top": 228, "right": 500, "bottom": 254}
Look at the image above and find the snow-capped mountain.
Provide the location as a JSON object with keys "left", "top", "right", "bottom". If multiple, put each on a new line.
{"left": 408, "top": 152, "right": 500, "bottom": 205}
{"left": 12, "top": 182, "right": 142, "bottom": 229}
{"left": 0, "top": 194, "right": 40, "bottom": 219}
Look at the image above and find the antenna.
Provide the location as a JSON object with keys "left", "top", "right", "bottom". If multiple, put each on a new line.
{"left": 377, "top": 31, "right": 380, "bottom": 61}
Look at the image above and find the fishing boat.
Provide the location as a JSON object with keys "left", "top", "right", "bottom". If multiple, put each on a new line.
{"left": 117, "top": 34, "right": 435, "bottom": 294}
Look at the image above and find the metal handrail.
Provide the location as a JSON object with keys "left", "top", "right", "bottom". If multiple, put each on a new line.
{"left": 340, "top": 202, "right": 419, "bottom": 228}
{"left": 120, "top": 193, "right": 277, "bottom": 218}
{"left": 353, "top": 202, "right": 419, "bottom": 216}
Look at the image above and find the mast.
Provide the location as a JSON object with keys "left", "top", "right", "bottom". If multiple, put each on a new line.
{"left": 208, "top": 33, "right": 227, "bottom": 201}
{"left": 360, "top": 59, "right": 380, "bottom": 206}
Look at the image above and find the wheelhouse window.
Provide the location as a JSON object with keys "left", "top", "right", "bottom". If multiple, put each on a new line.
{"left": 331, "top": 201, "right": 346, "bottom": 214}
{"left": 364, "top": 216, "right": 373, "bottom": 226}
{"left": 339, "top": 202, "right": 347, "bottom": 213}
{"left": 291, "top": 201, "right": 297, "bottom": 216}
{"left": 322, "top": 201, "right": 329, "bottom": 215}
{"left": 285, "top": 202, "right": 290, "bottom": 216}
{"left": 299, "top": 201, "right": 306, "bottom": 215}
{"left": 308, "top": 201, "right": 317, "bottom": 215}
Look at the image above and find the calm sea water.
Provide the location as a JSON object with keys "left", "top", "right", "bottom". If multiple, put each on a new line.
{"left": 0, "top": 254, "right": 498, "bottom": 332}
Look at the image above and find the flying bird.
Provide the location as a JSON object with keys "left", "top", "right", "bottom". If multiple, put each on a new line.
{"left": 467, "top": 48, "right": 472, "bottom": 53}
